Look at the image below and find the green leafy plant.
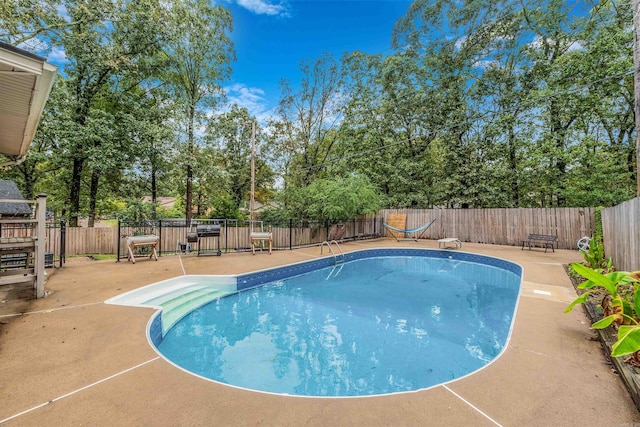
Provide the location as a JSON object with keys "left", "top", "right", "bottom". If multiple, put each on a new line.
{"left": 566, "top": 263, "right": 640, "bottom": 359}
{"left": 579, "top": 238, "right": 613, "bottom": 272}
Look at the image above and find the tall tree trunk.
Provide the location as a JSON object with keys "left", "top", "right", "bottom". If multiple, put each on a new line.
{"left": 69, "top": 157, "right": 84, "bottom": 227}
{"left": 87, "top": 168, "right": 100, "bottom": 228}
{"left": 19, "top": 161, "right": 35, "bottom": 200}
{"left": 151, "top": 162, "right": 157, "bottom": 220}
{"left": 186, "top": 104, "right": 195, "bottom": 223}
{"left": 550, "top": 99, "right": 567, "bottom": 207}
{"left": 507, "top": 120, "right": 519, "bottom": 207}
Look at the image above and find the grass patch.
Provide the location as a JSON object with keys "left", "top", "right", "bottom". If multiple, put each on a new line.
{"left": 68, "top": 254, "right": 118, "bottom": 261}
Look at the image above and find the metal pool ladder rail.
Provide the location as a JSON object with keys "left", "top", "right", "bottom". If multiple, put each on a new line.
{"left": 321, "top": 239, "right": 344, "bottom": 265}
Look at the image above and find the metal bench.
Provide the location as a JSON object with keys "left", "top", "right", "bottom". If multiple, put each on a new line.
{"left": 522, "top": 234, "right": 558, "bottom": 253}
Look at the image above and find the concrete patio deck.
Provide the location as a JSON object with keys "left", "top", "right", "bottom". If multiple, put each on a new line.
{"left": 1, "top": 238, "right": 638, "bottom": 426}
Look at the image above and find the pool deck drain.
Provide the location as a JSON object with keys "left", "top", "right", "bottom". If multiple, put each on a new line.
{"left": 0, "top": 239, "right": 638, "bottom": 425}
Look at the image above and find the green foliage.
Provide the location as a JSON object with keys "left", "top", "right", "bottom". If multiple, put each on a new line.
{"left": 115, "top": 199, "right": 182, "bottom": 222}
{"left": 257, "top": 175, "right": 381, "bottom": 222}
{"left": 99, "top": 199, "right": 127, "bottom": 216}
{"left": 165, "top": 0, "right": 235, "bottom": 221}
{"left": 0, "top": 0, "right": 637, "bottom": 226}
{"left": 266, "top": 53, "right": 342, "bottom": 189}
{"left": 594, "top": 206, "right": 604, "bottom": 243}
{"left": 302, "top": 175, "right": 381, "bottom": 221}
{"left": 205, "top": 104, "right": 275, "bottom": 215}
{"left": 566, "top": 263, "right": 640, "bottom": 358}
{"left": 580, "top": 238, "right": 611, "bottom": 272}
{"left": 156, "top": 205, "right": 184, "bottom": 220}
{"left": 257, "top": 206, "right": 293, "bottom": 224}
{"left": 207, "top": 192, "right": 243, "bottom": 220}
{"left": 117, "top": 200, "right": 157, "bottom": 222}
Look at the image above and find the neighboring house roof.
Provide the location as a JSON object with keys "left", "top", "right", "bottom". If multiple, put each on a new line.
{"left": 0, "top": 180, "right": 31, "bottom": 216}
{"left": 141, "top": 196, "right": 177, "bottom": 210}
{"left": 0, "top": 41, "right": 57, "bottom": 162}
{"left": 240, "top": 201, "right": 276, "bottom": 213}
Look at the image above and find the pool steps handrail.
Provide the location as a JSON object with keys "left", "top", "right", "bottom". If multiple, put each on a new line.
{"left": 325, "top": 262, "right": 344, "bottom": 280}
{"left": 320, "top": 240, "right": 344, "bottom": 265}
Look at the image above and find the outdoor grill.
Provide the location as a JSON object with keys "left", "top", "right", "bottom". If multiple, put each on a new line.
{"left": 185, "top": 223, "right": 222, "bottom": 256}
{"left": 196, "top": 224, "right": 221, "bottom": 237}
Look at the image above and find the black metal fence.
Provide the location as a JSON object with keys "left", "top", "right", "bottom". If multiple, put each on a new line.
{"left": 116, "top": 217, "right": 383, "bottom": 261}
{"left": 45, "top": 220, "right": 66, "bottom": 267}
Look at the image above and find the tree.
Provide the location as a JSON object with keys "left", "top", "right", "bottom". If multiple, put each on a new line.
{"left": 164, "top": 0, "right": 235, "bottom": 223}
{"left": 267, "top": 53, "right": 342, "bottom": 192}
{"left": 302, "top": 174, "right": 382, "bottom": 221}
{"left": 1, "top": 0, "right": 78, "bottom": 47}
{"left": 339, "top": 51, "right": 440, "bottom": 208}
{"left": 206, "top": 105, "right": 253, "bottom": 211}
{"left": 126, "top": 88, "right": 176, "bottom": 219}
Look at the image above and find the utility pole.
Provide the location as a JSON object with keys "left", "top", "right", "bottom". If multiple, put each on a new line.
{"left": 250, "top": 120, "right": 256, "bottom": 231}
{"left": 633, "top": 0, "right": 640, "bottom": 196}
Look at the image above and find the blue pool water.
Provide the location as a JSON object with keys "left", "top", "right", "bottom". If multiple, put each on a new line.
{"left": 157, "top": 255, "right": 521, "bottom": 397}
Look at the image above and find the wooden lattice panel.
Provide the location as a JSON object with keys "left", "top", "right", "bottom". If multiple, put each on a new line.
{"left": 385, "top": 213, "right": 406, "bottom": 239}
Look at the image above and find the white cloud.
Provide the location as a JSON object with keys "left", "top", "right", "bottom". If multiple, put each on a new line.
{"left": 47, "top": 46, "right": 69, "bottom": 64}
{"left": 528, "top": 35, "right": 584, "bottom": 53}
{"left": 226, "top": 83, "right": 266, "bottom": 106}
{"left": 56, "top": 3, "right": 71, "bottom": 23}
{"left": 224, "top": 83, "right": 276, "bottom": 124}
{"left": 566, "top": 41, "right": 584, "bottom": 53}
{"left": 454, "top": 36, "right": 467, "bottom": 50}
{"left": 236, "top": 0, "right": 289, "bottom": 16}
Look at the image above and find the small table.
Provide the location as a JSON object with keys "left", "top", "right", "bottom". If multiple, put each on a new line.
{"left": 438, "top": 238, "right": 462, "bottom": 249}
{"left": 126, "top": 235, "right": 159, "bottom": 263}
{"left": 250, "top": 232, "right": 272, "bottom": 255}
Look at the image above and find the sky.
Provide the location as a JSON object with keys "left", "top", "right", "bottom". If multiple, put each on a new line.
{"left": 37, "top": 1, "right": 412, "bottom": 122}
{"left": 220, "top": 0, "right": 412, "bottom": 120}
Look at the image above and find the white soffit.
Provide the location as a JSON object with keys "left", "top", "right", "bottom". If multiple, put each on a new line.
{"left": 0, "top": 42, "right": 58, "bottom": 159}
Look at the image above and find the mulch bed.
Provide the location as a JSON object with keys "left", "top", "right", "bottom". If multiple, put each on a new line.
{"left": 565, "top": 264, "right": 640, "bottom": 411}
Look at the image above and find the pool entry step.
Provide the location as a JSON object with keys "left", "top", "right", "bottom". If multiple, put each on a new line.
{"left": 153, "top": 286, "right": 235, "bottom": 335}
{"left": 105, "top": 275, "right": 237, "bottom": 336}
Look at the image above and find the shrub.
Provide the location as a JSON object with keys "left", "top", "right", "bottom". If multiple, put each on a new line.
{"left": 566, "top": 263, "right": 640, "bottom": 359}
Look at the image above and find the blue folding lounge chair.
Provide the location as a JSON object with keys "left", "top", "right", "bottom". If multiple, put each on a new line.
{"left": 382, "top": 219, "right": 436, "bottom": 242}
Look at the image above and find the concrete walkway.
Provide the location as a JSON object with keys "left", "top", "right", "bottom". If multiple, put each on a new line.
{"left": 0, "top": 239, "right": 638, "bottom": 426}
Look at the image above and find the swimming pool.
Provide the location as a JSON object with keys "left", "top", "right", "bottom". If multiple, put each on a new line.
{"left": 107, "top": 249, "right": 522, "bottom": 398}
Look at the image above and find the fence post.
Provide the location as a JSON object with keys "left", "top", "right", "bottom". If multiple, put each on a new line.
{"left": 325, "top": 219, "right": 329, "bottom": 240}
{"left": 35, "top": 194, "right": 47, "bottom": 298}
{"left": 353, "top": 218, "right": 356, "bottom": 239}
{"left": 116, "top": 218, "right": 121, "bottom": 262}
{"left": 158, "top": 219, "right": 162, "bottom": 256}
{"left": 289, "top": 219, "right": 293, "bottom": 250}
{"left": 59, "top": 219, "right": 66, "bottom": 267}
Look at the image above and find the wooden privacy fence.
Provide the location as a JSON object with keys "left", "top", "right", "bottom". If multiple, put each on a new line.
{"left": 602, "top": 197, "right": 640, "bottom": 272}
{"left": 56, "top": 208, "right": 596, "bottom": 256}
{"left": 379, "top": 208, "right": 595, "bottom": 250}
{"left": 61, "top": 226, "right": 117, "bottom": 255}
